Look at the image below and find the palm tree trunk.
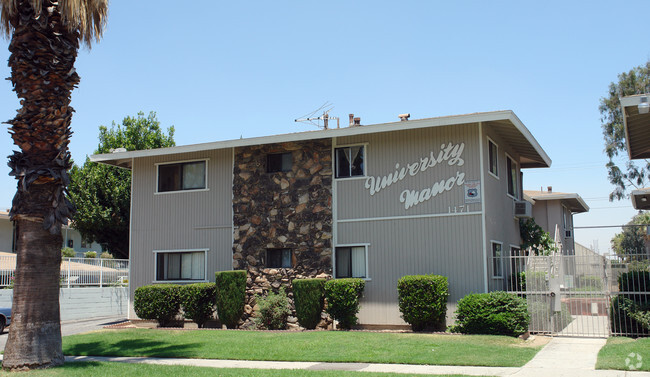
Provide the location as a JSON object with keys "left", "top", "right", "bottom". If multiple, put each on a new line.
{"left": 3, "top": 220, "right": 63, "bottom": 370}
{"left": 2, "top": 0, "right": 78, "bottom": 370}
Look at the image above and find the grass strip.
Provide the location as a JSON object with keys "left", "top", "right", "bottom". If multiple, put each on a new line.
{"left": 62, "top": 329, "right": 541, "bottom": 367}
{"left": 0, "top": 361, "right": 488, "bottom": 377}
{"left": 596, "top": 337, "right": 650, "bottom": 371}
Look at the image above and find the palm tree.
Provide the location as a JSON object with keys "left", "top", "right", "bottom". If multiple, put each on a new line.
{"left": 0, "top": 0, "right": 107, "bottom": 370}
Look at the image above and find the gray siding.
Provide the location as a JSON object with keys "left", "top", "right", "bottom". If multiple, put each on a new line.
{"left": 129, "top": 149, "right": 233, "bottom": 317}
{"left": 334, "top": 125, "right": 484, "bottom": 325}
{"left": 483, "top": 124, "right": 524, "bottom": 291}
{"left": 338, "top": 216, "right": 483, "bottom": 325}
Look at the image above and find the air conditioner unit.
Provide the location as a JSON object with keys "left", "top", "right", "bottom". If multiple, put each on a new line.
{"left": 565, "top": 230, "right": 572, "bottom": 238}
{"left": 514, "top": 201, "right": 532, "bottom": 218}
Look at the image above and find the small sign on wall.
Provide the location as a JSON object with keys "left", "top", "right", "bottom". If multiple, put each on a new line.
{"left": 464, "top": 180, "right": 481, "bottom": 204}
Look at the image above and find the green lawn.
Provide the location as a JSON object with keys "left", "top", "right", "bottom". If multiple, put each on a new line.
{"left": 596, "top": 337, "right": 650, "bottom": 371}
{"left": 0, "top": 362, "right": 481, "bottom": 377}
{"left": 62, "top": 329, "right": 542, "bottom": 367}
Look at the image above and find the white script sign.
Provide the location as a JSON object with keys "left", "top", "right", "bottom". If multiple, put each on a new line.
{"left": 363, "top": 142, "right": 468, "bottom": 210}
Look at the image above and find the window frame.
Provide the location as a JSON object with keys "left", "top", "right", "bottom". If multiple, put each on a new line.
{"left": 334, "top": 144, "right": 367, "bottom": 179}
{"left": 334, "top": 244, "right": 370, "bottom": 280}
{"left": 487, "top": 138, "right": 499, "bottom": 179}
{"left": 266, "top": 152, "right": 293, "bottom": 173}
{"left": 491, "top": 241, "right": 503, "bottom": 279}
{"left": 152, "top": 248, "right": 208, "bottom": 283}
{"left": 155, "top": 158, "right": 209, "bottom": 194}
{"left": 265, "top": 248, "right": 293, "bottom": 268}
{"left": 505, "top": 154, "right": 518, "bottom": 199}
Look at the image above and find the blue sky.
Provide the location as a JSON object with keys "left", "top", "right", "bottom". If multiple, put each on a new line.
{"left": 0, "top": 1, "right": 646, "bottom": 254}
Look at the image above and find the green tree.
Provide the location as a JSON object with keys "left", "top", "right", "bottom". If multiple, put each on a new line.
{"left": 601, "top": 61, "right": 650, "bottom": 200}
{"left": 0, "top": 0, "right": 107, "bottom": 370}
{"left": 68, "top": 112, "right": 175, "bottom": 259}
{"left": 519, "top": 218, "right": 557, "bottom": 256}
{"left": 610, "top": 212, "right": 650, "bottom": 261}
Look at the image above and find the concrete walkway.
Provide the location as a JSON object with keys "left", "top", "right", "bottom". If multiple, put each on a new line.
{"left": 63, "top": 337, "right": 650, "bottom": 377}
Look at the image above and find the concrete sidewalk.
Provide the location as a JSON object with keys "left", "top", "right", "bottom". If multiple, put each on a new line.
{"left": 63, "top": 337, "right": 650, "bottom": 377}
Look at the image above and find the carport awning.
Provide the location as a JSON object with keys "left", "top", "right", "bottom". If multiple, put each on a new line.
{"left": 631, "top": 188, "right": 650, "bottom": 210}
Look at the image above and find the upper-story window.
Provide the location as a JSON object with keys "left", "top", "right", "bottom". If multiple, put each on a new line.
{"left": 157, "top": 160, "right": 207, "bottom": 193}
{"left": 267, "top": 152, "right": 292, "bottom": 173}
{"left": 335, "top": 145, "right": 365, "bottom": 178}
{"left": 506, "top": 155, "right": 518, "bottom": 198}
{"left": 488, "top": 139, "right": 498, "bottom": 177}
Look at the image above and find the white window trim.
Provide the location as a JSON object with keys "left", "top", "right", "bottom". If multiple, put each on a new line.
{"left": 490, "top": 241, "right": 504, "bottom": 279}
{"left": 333, "top": 243, "right": 371, "bottom": 281}
{"left": 152, "top": 248, "right": 209, "bottom": 283}
{"left": 154, "top": 158, "right": 210, "bottom": 195}
{"left": 487, "top": 137, "right": 499, "bottom": 180}
{"left": 333, "top": 143, "right": 368, "bottom": 180}
{"left": 505, "top": 153, "right": 518, "bottom": 200}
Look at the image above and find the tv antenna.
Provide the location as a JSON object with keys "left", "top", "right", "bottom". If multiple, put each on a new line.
{"left": 294, "top": 101, "right": 339, "bottom": 129}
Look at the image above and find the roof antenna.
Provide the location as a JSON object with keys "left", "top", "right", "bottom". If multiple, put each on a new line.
{"left": 294, "top": 101, "right": 339, "bottom": 129}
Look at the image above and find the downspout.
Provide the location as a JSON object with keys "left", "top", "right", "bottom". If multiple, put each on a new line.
{"left": 478, "top": 122, "right": 488, "bottom": 293}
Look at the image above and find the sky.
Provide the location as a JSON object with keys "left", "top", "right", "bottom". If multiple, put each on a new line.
{"left": 0, "top": 1, "right": 646, "bottom": 255}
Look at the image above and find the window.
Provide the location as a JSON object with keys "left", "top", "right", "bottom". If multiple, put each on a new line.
{"left": 506, "top": 156, "right": 517, "bottom": 198}
{"left": 335, "top": 246, "right": 367, "bottom": 278}
{"left": 157, "top": 160, "right": 206, "bottom": 193}
{"left": 155, "top": 250, "right": 206, "bottom": 281}
{"left": 488, "top": 139, "right": 498, "bottom": 177}
{"left": 335, "top": 146, "right": 365, "bottom": 178}
{"left": 266, "top": 248, "right": 292, "bottom": 268}
{"left": 491, "top": 242, "right": 503, "bottom": 278}
{"left": 80, "top": 239, "right": 88, "bottom": 248}
{"left": 267, "top": 152, "right": 292, "bottom": 173}
{"left": 67, "top": 239, "right": 73, "bottom": 248}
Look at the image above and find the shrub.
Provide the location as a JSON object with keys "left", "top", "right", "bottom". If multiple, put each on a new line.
{"left": 133, "top": 284, "right": 181, "bottom": 327}
{"left": 180, "top": 283, "right": 217, "bottom": 328}
{"left": 452, "top": 291, "right": 529, "bottom": 337}
{"left": 324, "top": 278, "right": 365, "bottom": 329}
{"left": 618, "top": 271, "right": 650, "bottom": 301}
{"left": 397, "top": 274, "right": 449, "bottom": 331}
{"left": 508, "top": 271, "right": 526, "bottom": 292}
{"left": 255, "top": 288, "right": 291, "bottom": 330}
{"left": 100, "top": 252, "right": 114, "bottom": 259}
{"left": 61, "top": 247, "right": 75, "bottom": 258}
{"left": 293, "top": 278, "right": 326, "bottom": 329}
{"left": 610, "top": 295, "right": 650, "bottom": 336}
{"left": 215, "top": 270, "right": 247, "bottom": 329}
{"left": 84, "top": 251, "right": 97, "bottom": 259}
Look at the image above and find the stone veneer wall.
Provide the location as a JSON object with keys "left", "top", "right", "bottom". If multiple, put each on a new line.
{"left": 232, "top": 140, "right": 333, "bottom": 328}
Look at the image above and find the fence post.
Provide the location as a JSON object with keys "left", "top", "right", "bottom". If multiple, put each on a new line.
{"left": 67, "top": 258, "right": 70, "bottom": 289}
{"left": 100, "top": 259, "right": 103, "bottom": 288}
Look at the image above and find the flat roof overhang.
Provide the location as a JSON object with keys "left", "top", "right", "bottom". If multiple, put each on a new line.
{"left": 631, "top": 187, "right": 650, "bottom": 210}
{"left": 523, "top": 191, "right": 590, "bottom": 213}
{"left": 621, "top": 94, "right": 650, "bottom": 160}
{"left": 91, "top": 110, "right": 552, "bottom": 170}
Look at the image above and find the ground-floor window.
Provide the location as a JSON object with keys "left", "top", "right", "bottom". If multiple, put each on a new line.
{"left": 155, "top": 249, "right": 206, "bottom": 281}
{"left": 491, "top": 242, "right": 503, "bottom": 278}
{"left": 266, "top": 248, "right": 293, "bottom": 268}
{"left": 335, "top": 246, "right": 367, "bottom": 278}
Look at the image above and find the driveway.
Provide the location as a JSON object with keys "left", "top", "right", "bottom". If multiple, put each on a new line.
{"left": 0, "top": 316, "right": 126, "bottom": 351}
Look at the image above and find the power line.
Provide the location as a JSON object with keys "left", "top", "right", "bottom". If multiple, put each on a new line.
{"left": 574, "top": 224, "right": 649, "bottom": 229}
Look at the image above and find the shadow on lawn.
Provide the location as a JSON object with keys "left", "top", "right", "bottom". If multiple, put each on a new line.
{"left": 64, "top": 339, "right": 203, "bottom": 358}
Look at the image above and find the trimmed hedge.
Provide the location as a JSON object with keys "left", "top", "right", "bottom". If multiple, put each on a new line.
{"left": 133, "top": 284, "right": 181, "bottom": 327}
{"left": 452, "top": 291, "right": 529, "bottom": 337}
{"left": 255, "top": 288, "right": 290, "bottom": 330}
{"left": 293, "top": 278, "right": 326, "bottom": 329}
{"left": 397, "top": 274, "right": 449, "bottom": 331}
{"left": 180, "top": 283, "right": 217, "bottom": 328}
{"left": 324, "top": 278, "right": 365, "bottom": 329}
{"left": 215, "top": 270, "right": 247, "bottom": 328}
{"left": 611, "top": 271, "right": 650, "bottom": 336}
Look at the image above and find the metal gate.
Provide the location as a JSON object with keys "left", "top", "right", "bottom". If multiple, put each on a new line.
{"left": 506, "top": 250, "right": 649, "bottom": 338}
